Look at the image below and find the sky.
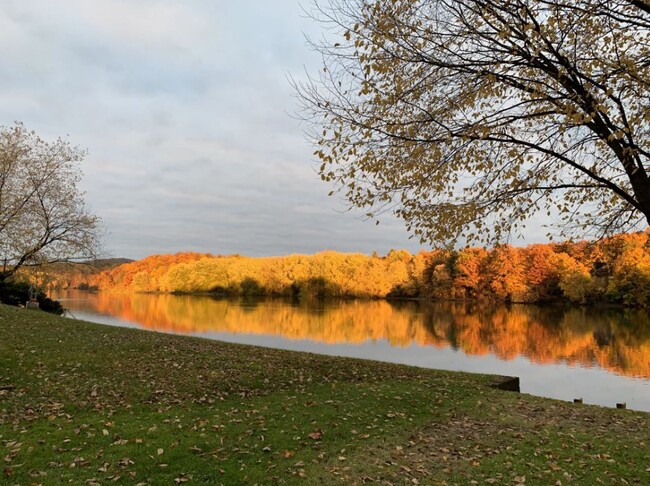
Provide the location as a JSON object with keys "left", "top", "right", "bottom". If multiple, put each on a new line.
{"left": 0, "top": 0, "right": 545, "bottom": 260}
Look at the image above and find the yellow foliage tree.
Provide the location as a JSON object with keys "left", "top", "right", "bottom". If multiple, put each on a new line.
{"left": 297, "top": 1, "right": 650, "bottom": 245}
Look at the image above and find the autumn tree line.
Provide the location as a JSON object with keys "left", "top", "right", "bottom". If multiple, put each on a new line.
{"left": 25, "top": 232, "right": 650, "bottom": 306}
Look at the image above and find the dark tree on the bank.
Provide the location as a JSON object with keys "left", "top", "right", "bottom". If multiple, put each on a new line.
{"left": 0, "top": 123, "right": 101, "bottom": 279}
{"left": 297, "top": 0, "right": 650, "bottom": 245}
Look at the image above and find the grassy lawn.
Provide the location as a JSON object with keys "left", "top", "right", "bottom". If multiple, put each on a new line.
{"left": 0, "top": 304, "right": 649, "bottom": 485}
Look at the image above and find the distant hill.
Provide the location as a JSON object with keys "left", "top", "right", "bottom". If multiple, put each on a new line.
{"left": 80, "top": 258, "right": 135, "bottom": 269}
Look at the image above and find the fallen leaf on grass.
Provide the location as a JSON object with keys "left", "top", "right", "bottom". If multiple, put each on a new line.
{"left": 116, "top": 458, "right": 133, "bottom": 467}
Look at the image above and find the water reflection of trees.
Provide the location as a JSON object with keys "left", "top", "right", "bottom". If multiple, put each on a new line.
{"left": 81, "top": 292, "right": 650, "bottom": 378}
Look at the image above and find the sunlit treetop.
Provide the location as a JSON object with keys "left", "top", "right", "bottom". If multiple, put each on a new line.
{"left": 297, "top": 0, "right": 650, "bottom": 246}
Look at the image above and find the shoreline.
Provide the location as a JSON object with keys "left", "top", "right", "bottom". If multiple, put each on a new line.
{"left": 1, "top": 303, "right": 649, "bottom": 483}
{"left": 59, "top": 287, "right": 650, "bottom": 310}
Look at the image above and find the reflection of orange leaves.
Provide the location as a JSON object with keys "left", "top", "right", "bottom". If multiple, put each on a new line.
{"left": 67, "top": 290, "right": 650, "bottom": 379}
{"left": 86, "top": 292, "right": 445, "bottom": 348}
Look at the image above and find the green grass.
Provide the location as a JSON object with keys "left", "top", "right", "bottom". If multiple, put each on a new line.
{"left": 0, "top": 304, "right": 648, "bottom": 485}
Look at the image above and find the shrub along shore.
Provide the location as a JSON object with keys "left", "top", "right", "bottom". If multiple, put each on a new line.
{"left": 0, "top": 304, "right": 648, "bottom": 485}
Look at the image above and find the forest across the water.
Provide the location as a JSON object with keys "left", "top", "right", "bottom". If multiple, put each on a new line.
{"left": 23, "top": 231, "right": 650, "bottom": 306}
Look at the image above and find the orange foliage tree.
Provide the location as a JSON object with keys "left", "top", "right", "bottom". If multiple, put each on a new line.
{"left": 46, "top": 231, "right": 650, "bottom": 306}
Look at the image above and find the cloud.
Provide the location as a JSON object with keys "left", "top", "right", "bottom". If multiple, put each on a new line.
{"left": 0, "top": 1, "right": 551, "bottom": 260}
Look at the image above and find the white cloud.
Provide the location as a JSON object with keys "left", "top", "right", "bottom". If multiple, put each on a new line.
{"left": 3, "top": 0, "right": 208, "bottom": 50}
{"left": 0, "top": 1, "right": 550, "bottom": 260}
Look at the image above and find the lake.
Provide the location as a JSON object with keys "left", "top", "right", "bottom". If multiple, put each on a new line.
{"left": 54, "top": 290, "right": 650, "bottom": 412}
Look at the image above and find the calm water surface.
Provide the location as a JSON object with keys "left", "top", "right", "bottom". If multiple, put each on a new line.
{"left": 55, "top": 290, "right": 650, "bottom": 412}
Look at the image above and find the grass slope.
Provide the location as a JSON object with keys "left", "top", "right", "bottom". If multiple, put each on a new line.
{"left": 0, "top": 304, "right": 648, "bottom": 485}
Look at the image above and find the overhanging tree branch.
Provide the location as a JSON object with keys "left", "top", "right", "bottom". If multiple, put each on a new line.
{"left": 296, "top": 0, "right": 650, "bottom": 245}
